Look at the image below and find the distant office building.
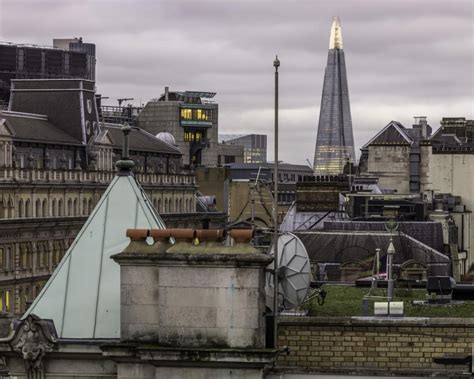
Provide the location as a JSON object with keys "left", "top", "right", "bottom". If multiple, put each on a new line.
{"left": 219, "top": 134, "right": 267, "bottom": 163}
{"left": 0, "top": 38, "right": 96, "bottom": 104}
{"left": 359, "top": 116, "right": 474, "bottom": 277}
{"left": 313, "top": 17, "right": 355, "bottom": 175}
{"left": 53, "top": 37, "right": 96, "bottom": 81}
{"left": 217, "top": 143, "right": 244, "bottom": 165}
{"left": 138, "top": 87, "right": 219, "bottom": 166}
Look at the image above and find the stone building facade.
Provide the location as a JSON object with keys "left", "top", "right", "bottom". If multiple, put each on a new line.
{"left": 138, "top": 88, "right": 219, "bottom": 167}
{"left": 359, "top": 117, "right": 473, "bottom": 274}
{"left": 0, "top": 79, "right": 199, "bottom": 315}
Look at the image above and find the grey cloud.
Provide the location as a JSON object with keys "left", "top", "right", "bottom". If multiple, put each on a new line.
{"left": 0, "top": 0, "right": 472, "bottom": 163}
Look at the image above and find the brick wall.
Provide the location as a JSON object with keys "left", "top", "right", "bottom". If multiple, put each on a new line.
{"left": 277, "top": 317, "right": 473, "bottom": 375}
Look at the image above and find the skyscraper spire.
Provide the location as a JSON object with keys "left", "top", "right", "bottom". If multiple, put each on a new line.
{"left": 313, "top": 17, "right": 355, "bottom": 175}
{"left": 329, "top": 16, "right": 343, "bottom": 49}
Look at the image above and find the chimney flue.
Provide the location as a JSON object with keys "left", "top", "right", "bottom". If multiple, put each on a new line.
{"left": 165, "top": 86, "right": 169, "bottom": 101}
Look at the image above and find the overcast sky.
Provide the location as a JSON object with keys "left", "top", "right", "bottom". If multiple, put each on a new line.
{"left": 1, "top": 0, "right": 473, "bottom": 164}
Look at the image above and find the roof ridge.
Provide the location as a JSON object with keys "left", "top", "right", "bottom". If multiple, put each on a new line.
{"left": 1, "top": 110, "right": 48, "bottom": 120}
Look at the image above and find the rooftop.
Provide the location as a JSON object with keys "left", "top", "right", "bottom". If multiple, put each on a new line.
{"left": 24, "top": 174, "right": 166, "bottom": 339}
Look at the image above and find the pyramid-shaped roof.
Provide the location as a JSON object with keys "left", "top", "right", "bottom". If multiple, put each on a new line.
{"left": 24, "top": 174, "right": 165, "bottom": 339}
{"left": 362, "top": 121, "right": 413, "bottom": 148}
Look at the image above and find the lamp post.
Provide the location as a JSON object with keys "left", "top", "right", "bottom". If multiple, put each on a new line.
{"left": 385, "top": 217, "right": 398, "bottom": 302}
{"left": 273, "top": 55, "right": 280, "bottom": 348}
{"left": 386, "top": 239, "right": 395, "bottom": 301}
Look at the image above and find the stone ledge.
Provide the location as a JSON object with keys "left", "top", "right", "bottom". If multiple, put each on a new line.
{"left": 270, "top": 366, "right": 471, "bottom": 378}
{"left": 101, "top": 344, "right": 276, "bottom": 368}
{"left": 112, "top": 251, "right": 272, "bottom": 267}
{"left": 278, "top": 316, "right": 474, "bottom": 327}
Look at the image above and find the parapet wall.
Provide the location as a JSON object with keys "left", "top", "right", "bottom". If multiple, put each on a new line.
{"left": 277, "top": 317, "right": 473, "bottom": 375}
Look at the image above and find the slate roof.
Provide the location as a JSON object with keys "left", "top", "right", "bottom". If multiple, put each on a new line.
{"left": 24, "top": 174, "right": 166, "bottom": 339}
{"left": 280, "top": 198, "right": 349, "bottom": 233}
{"left": 322, "top": 221, "right": 445, "bottom": 253}
{"left": 226, "top": 162, "right": 313, "bottom": 172}
{"left": 362, "top": 121, "right": 413, "bottom": 148}
{"left": 294, "top": 230, "right": 449, "bottom": 267}
{"left": 1, "top": 112, "right": 82, "bottom": 145}
{"left": 105, "top": 124, "right": 181, "bottom": 155}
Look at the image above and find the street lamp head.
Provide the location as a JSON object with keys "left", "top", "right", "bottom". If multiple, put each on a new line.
{"left": 274, "top": 55, "right": 280, "bottom": 68}
{"left": 387, "top": 241, "right": 396, "bottom": 255}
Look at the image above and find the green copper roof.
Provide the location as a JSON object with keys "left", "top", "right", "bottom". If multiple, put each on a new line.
{"left": 23, "top": 174, "right": 165, "bottom": 339}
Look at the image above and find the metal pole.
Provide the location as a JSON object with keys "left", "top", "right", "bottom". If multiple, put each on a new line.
{"left": 273, "top": 55, "right": 280, "bottom": 348}
{"left": 387, "top": 235, "right": 394, "bottom": 301}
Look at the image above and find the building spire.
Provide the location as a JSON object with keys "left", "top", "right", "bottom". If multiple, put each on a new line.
{"left": 329, "top": 16, "right": 343, "bottom": 49}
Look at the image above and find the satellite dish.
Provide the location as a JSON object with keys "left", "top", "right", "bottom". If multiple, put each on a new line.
{"left": 266, "top": 232, "right": 312, "bottom": 311}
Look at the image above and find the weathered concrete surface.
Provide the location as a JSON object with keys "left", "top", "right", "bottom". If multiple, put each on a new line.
{"left": 119, "top": 364, "right": 263, "bottom": 379}
{"left": 114, "top": 242, "right": 272, "bottom": 349}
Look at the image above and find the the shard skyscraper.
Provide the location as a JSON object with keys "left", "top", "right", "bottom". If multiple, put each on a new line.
{"left": 313, "top": 17, "right": 355, "bottom": 175}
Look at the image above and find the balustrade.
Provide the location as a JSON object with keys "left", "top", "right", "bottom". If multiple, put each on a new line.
{"left": 0, "top": 167, "right": 196, "bottom": 186}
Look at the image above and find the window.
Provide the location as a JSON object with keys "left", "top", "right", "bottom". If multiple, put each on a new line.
{"left": 18, "top": 200, "right": 24, "bottom": 218}
{"left": 36, "top": 199, "right": 41, "bottom": 217}
{"left": 21, "top": 248, "right": 27, "bottom": 269}
{"left": 0, "top": 248, "right": 3, "bottom": 270}
{"left": 180, "top": 108, "right": 211, "bottom": 121}
{"left": 196, "top": 109, "right": 209, "bottom": 121}
{"left": 6, "top": 248, "right": 12, "bottom": 271}
{"left": 42, "top": 199, "right": 47, "bottom": 217}
{"left": 224, "top": 155, "right": 235, "bottom": 164}
{"left": 25, "top": 199, "right": 31, "bottom": 217}
{"left": 184, "top": 130, "right": 204, "bottom": 142}
{"left": 180, "top": 108, "right": 192, "bottom": 120}
{"left": 0, "top": 290, "right": 11, "bottom": 312}
{"left": 42, "top": 245, "right": 49, "bottom": 267}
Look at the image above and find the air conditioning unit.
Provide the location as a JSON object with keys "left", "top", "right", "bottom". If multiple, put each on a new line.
{"left": 426, "top": 276, "right": 456, "bottom": 304}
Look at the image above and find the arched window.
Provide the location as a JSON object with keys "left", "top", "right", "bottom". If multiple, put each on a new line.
{"left": 0, "top": 201, "right": 5, "bottom": 219}
{"left": 35, "top": 199, "right": 41, "bottom": 217}
{"left": 6, "top": 247, "right": 12, "bottom": 271}
{"left": 157, "top": 198, "right": 162, "bottom": 213}
{"left": 175, "top": 199, "right": 178, "bottom": 213}
{"left": 67, "top": 199, "right": 72, "bottom": 216}
{"left": 164, "top": 198, "right": 168, "bottom": 213}
{"left": 73, "top": 198, "right": 78, "bottom": 216}
{"left": 179, "top": 198, "right": 183, "bottom": 213}
{"left": 0, "top": 248, "right": 4, "bottom": 270}
{"left": 18, "top": 199, "right": 24, "bottom": 218}
{"left": 25, "top": 199, "right": 31, "bottom": 218}
{"left": 42, "top": 199, "right": 47, "bottom": 217}
{"left": 58, "top": 199, "right": 63, "bottom": 216}
{"left": 82, "top": 198, "right": 87, "bottom": 216}
{"left": 52, "top": 199, "right": 57, "bottom": 217}
{"left": 8, "top": 200, "right": 14, "bottom": 218}
{"left": 88, "top": 198, "right": 93, "bottom": 214}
